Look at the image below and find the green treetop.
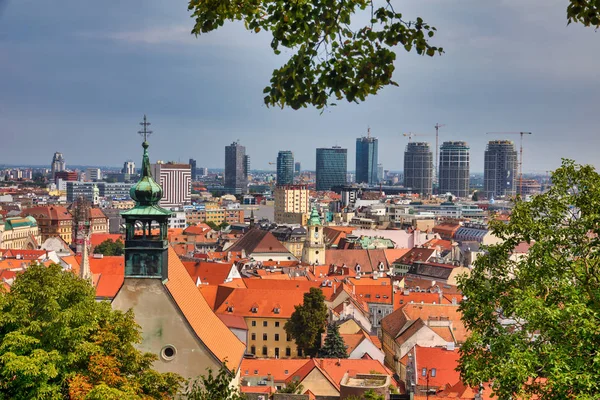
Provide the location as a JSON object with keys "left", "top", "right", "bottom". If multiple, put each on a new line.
{"left": 285, "top": 287, "right": 328, "bottom": 357}
{"left": 93, "top": 238, "right": 125, "bottom": 256}
{"left": 0, "top": 263, "right": 184, "bottom": 399}
{"left": 458, "top": 159, "right": 600, "bottom": 400}
{"left": 319, "top": 323, "right": 348, "bottom": 359}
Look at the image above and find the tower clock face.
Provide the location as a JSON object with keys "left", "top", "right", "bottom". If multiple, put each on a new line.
{"left": 314, "top": 231, "right": 319, "bottom": 239}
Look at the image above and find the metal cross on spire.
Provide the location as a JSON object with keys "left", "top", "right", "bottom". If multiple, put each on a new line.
{"left": 138, "top": 114, "right": 153, "bottom": 142}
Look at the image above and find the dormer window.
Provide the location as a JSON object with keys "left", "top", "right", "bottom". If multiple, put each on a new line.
{"left": 378, "top": 262, "right": 385, "bottom": 271}
{"left": 355, "top": 264, "right": 361, "bottom": 273}
{"left": 251, "top": 306, "right": 258, "bottom": 313}
{"left": 227, "top": 305, "right": 234, "bottom": 312}
{"left": 274, "top": 307, "right": 281, "bottom": 314}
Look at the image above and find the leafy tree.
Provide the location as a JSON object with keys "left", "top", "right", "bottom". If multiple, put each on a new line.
{"left": 186, "top": 363, "right": 245, "bottom": 400}
{"left": 188, "top": 0, "right": 442, "bottom": 110}
{"left": 94, "top": 238, "right": 124, "bottom": 256}
{"left": 458, "top": 159, "right": 600, "bottom": 399}
{"left": 318, "top": 323, "right": 348, "bottom": 358}
{"left": 567, "top": 0, "right": 600, "bottom": 27}
{"left": 0, "top": 263, "right": 184, "bottom": 399}
{"left": 471, "top": 191, "right": 479, "bottom": 202}
{"left": 346, "top": 390, "right": 384, "bottom": 400}
{"left": 285, "top": 287, "right": 328, "bottom": 357}
{"left": 279, "top": 380, "right": 304, "bottom": 394}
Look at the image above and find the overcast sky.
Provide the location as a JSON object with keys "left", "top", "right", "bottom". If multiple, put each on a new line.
{"left": 1, "top": 0, "right": 598, "bottom": 172}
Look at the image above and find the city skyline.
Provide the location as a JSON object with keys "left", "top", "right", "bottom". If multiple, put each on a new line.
{"left": 2, "top": 0, "right": 599, "bottom": 173}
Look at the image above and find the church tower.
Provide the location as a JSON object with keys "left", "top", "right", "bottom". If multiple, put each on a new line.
{"left": 302, "top": 207, "right": 325, "bottom": 265}
{"left": 121, "top": 117, "right": 171, "bottom": 279}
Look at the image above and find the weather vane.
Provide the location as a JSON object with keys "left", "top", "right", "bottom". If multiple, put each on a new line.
{"left": 138, "top": 114, "right": 153, "bottom": 142}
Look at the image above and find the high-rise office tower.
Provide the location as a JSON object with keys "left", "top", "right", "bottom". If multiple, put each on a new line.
{"left": 404, "top": 142, "right": 433, "bottom": 196}
{"left": 355, "top": 134, "right": 378, "bottom": 185}
{"left": 225, "top": 141, "right": 248, "bottom": 194}
{"left": 438, "top": 141, "right": 470, "bottom": 198}
{"left": 276, "top": 151, "right": 294, "bottom": 186}
{"left": 51, "top": 152, "right": 65, "bottom": 179}
{"left": 189, "top": 158, "right": 197, "bottom": 181}
{"left": 150, "top": 162, "right": 192, "bottom": 209}
{"left": 484, "top": 140, "right": 517, "bottom": 199}
{"left": 122, "top": 161, "right": 136, "bottom": 175}
{"left": 294, "top": 161, "right": 301, "bottom": 174}
{"left": 316, "top": 147, "right": 347, "bottom": 191}
{"left": 377, "top": 164, "right": 384, "bottom": 183}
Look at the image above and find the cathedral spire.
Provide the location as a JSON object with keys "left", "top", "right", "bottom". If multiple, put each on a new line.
{"left": 80, "top": 231, "right": 92, "bottom": 281}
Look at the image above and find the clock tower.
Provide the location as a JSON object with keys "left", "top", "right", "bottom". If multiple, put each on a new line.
{"left": 302, "top": 207, "right": 325, "bottom": 265}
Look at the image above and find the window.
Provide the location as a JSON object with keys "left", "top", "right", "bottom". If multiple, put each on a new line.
{"left": 250, "top": 346, "right": 256, "bottom": 355}
{"left": 263, "top": 321, "right": 268, "bottom": 327}
{"left": 262, "top": 346, "right": 268, "bottom": 356}
{"left": 161, "top": 345, "right": 176, "bottom": 361}
{"left": 263, "top": 333, "right": 268, "bottom": 340}
{"left": 254, "top": 369, "right": 258, "bottom": 375}
{"left": 422, "top": 368, "right": 427, "bottom": 377}
{"left": 275, "top": 348, "right": 280, "bottom": 358}
{"left": 275, "top": 321, "right": 280, "bottom": 327}
{"left": 298, "top": 348, "right": 303, "bottom": 357}
{"left": 286, "top": 348, "right": 291, "bottom": 357}
{"left": 275, "top": 334, "right": 280, "bottom": 341}
{"left": 273, "top": 307, "right": 280, "bottom": 314}
{"left": 431, "top": 368, "right": 437, "bottom": 377}
{"left": 287, "top": 334, "right": 291, "bottom": 341}
{"left": 252, "top": 321, "right": 256, "bottom": 327}
{"left": 251, "top": 333, "right": 256, "bottom": 341}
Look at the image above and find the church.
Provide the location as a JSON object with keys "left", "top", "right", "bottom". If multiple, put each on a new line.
{"left": 111, "top": 132, "right": 246, "bottom": 381}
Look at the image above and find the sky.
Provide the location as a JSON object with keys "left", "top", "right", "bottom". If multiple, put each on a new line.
{"left": 0, "top": 0, "right": 599, "bottom": 172}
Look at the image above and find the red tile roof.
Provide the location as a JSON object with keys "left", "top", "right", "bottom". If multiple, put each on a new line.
{"left": 414, "top": 346, "right": 460, "bottom": 388}
{"left": 216, "top": 313, "right": 248, "bottom": 330}
{"left": 75, "top": 255, "right": 124, "bottom": 299}
{"left": 182, "top": 260, "right": 235, "bottom": 286}
{"left": 23, "top": 206, "right": 73, "bottom": 221}
{"left": 0, "top": 249, "right": 48, "bottom": 260}
{"left": 325, "top": 249, "right": 389, "bottom": 273}
{"left": 89, "top": 208, "right": 107, "bottom": 219}
{"left": 241, "top": 359, "right": 310, "bottom": 382}
{"left": 164, "top": 247, "right": 246, "bottom": 369}
{"left": 215, "top": 288, "right": 307, "bottom": 318}
{"left": 90, "top": 233, "right": 123, "bottom": 248}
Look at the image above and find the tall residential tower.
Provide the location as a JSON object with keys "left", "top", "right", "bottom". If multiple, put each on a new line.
{"left": 316, "top": 147, "right": 347, "bottom": 191}
{"left": 355, "top": 133, "right": 378, "bottom": 185}
{"left": 484, "top": 140, "right": 517, "bottom": 198}
{"left": 438, "top": 141, "right": 470, "bottom": 198}
{"left": 404, "top": 142, "right": 433, "bottom": 196}
{"left": 51, "top": 152, "right": 65, "bottom": 179}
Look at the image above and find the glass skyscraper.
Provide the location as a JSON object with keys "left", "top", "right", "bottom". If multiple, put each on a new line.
{"left": 316, "top": 147, "right": 347, "bottom": 191}
{"left": 225, "top": 141, "right": 248, "bottom": 194}
{"left": 355, "top": 136, "right": 378, "bottom": 185}
{"left": 276, "top": 151, "right": 294, "bottom": 186}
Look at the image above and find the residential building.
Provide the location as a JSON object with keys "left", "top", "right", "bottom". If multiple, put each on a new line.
{"left": 276, "top": 151, "right": 294, "bottom": 186}
{"left": 0, "top": 216, "right": 41, "bottom": 249}
{"left": 439, "top": 141, "right": 470, "bottom": 198}
{"left": 89, "top": 208, "right": 109, "bottom": 235}
{"left": 216, "top": 288, "right": 307, "bottom": 358}
{"left": 150, "top": 162, "right": 192, "bottom": 209}
{"left": 225, "top": 141, "right": 249, "bottom": 194}
{"left": 168, "top": 211, "right": 187, "bottom": 229}
{"left": 54, "top": 170, "right": 78, "bottom": 185}
{"left": 22, "top": 205, "right": 73, "bottom": 244}
{"left": 66, "top": 182, "right": 133, "bottom": 203}
{"left": 228, "top": 229, "right": 297, "bottom": 261}
{"left": 404, "top": 345, "right": 461, "bottom": 396}
{"left": 316, "top": 147, "right": 347, "bottom": 191}
{"left": 86, "top": 168, "right": 102, "bottom": 181}
{"left": 381, "top": 303, "right": 467, "bottom": 376}
{"left": 404, "top": 142, "right": 433, "bottom": 196}
{"left": 274, "top": 185, "right": 309, "bottom": 225}
{"left": 113, "top": 138, "right": 245, "bottom": 381}
{"left": 484, "top": 140, "right": 517, "bottom": 198}
{"left": 270, "top": 226, "right": 306, "bottom": 258}
{"left": 122, "top": 160, "right": 136, "bottom": 175}
{"left": 189, "top": 158, "right": 197, "bottom": 181}
{"left": 355, "top": 134, "right": 378, "bottom": 185}
{"left": 185, "top": 205, "right": 245, "bottom": 226}
{"left": 51, "top": 152, "right": 66, "bottom": 179}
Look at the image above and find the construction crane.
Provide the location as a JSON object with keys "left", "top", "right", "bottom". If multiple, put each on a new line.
{"left": 434, "top": 123, "right": 445, "bottom": 185}
{"left": 403, "top": 132, "right": 429, "bottom": 142}
{"left": 486, "top": 131, "right": 533, "bottom": 196}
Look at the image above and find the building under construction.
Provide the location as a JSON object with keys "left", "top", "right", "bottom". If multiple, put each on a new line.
{"left": 438, "top": 141, "right": 470, "bottom": 198}
{"left": 484, "top": 140, "right": 518, "bottom": 199}
{"left": 403, "top": 142, "right": 433, "bottom": 196}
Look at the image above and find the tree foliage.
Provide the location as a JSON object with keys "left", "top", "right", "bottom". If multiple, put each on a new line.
{"left": 318, "top": 323, "right": 348, "bottom": 358}
{"left": 279, "top": 380, "right": 304, "bottom": 394}
{"left": 186, "top": 363, "right": 245, "bottom": 400}
{"left": 0, "top": 263, "right": 184, "bottom": 399}
{"left": 285, "top": 287, "right": 328, "bottom": 357}
{"left": 94, "top": 238, "right": 124, "bottom": 256}
{"left": 188, "top": 0, "right": 442, "bottom": 110}
{"left": 567, "top": 0, "right": 600, "bottom": 27}
{"left": 458, "top": 159, "right": 600, "bottom": 399}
